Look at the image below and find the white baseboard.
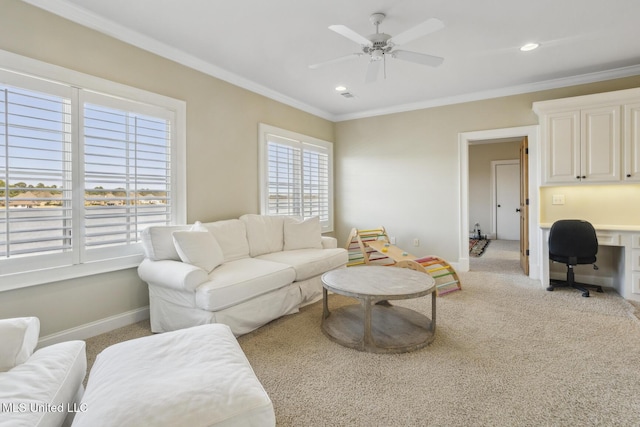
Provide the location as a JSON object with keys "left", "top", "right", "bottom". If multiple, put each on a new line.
{"left": 38, "top": 306, "right": 150, "bottom": 348}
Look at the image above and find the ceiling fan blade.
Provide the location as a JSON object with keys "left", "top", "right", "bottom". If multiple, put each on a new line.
{"left": 364, "top": 60, "right": 381, "bottom": 83}
{"left": 329, "top": 25, "right": 372, "bottom": 46}
{"left": 392, "top": 50, "right": 444, "bottom": 67}
{"left": 308, "top": 53, "right": 363, "bottom": 69}
{"left": 389, "top": 18, "right": 444, "bottom": 45}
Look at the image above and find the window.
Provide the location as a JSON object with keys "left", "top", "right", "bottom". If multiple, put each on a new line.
{"left": 0, "top": 52, "right": 185, "bottom": 290}
{"left": 258, "top": 124, "right": 333, "bottom": 232}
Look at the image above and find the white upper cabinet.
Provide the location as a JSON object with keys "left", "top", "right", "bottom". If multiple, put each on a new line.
{"left": 544, "top": 110, "right": 581, "bottom": 183}
{"left": 580, "top": 105, "right": 620, "bottom": 183}
{"left": 534, "top": 88, "right": 640, "bottom": 186}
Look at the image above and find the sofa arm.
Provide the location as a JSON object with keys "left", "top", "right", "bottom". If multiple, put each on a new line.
{"left": 138, "top": 259, "right": 209, "bottom": 292}
{"left": 321, "top": 236, "right": 338, "bottom": 249}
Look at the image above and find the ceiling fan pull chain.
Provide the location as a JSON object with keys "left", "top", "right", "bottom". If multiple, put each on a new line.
{"left": 384, "top": 54, "right": 387, "bottom": 79}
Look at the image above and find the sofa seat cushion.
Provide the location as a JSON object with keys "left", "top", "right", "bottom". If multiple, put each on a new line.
{"left": 72, "top": 324, "right": 275, "bottom": 427}
{"left": 0, "top": 340, "right": 86, "bottom": 427}
{"left": 196, "top": 258, "right": 296, "bottom": 311}
{"left": 256, "top": 248, "right": 348, "bottom": 281}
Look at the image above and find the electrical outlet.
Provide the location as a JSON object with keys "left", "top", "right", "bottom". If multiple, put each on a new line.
{"left": 413, "top": 238, "right": 420, "bottom": 247}
{"left": 390, "top": 236, "right": 396, "bottom": 244}
{"left": 552, "top": 194, "right": 565, "bottom": 205}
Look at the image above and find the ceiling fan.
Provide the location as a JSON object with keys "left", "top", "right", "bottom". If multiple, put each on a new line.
{"left": 309, "top": 13, "right": 445, "bottom": 83}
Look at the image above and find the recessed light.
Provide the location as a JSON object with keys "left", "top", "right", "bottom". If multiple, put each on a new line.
{"left": 335, "top": 85, "right": 347, "bottom": 91}
{"left": 520, "top": 43, "right": 539, "bottom": 52}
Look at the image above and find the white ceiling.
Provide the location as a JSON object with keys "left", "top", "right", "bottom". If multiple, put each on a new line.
{"left": 24, "top": 0, "right": 640, "bottom": 121}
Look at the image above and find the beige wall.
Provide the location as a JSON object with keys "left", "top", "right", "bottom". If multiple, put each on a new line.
{"left": 334, "top": 77, "right": 640, "bottom": 261}
{"left": 468, "top": 141, "right": 521, "bottom": 237}
{"left": 0, "top": 1, "right": 333, "bottom": 336}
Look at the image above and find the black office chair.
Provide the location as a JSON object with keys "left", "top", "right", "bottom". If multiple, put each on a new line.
{"left": 547, "top": 219, "right": 603, "bottom": 298}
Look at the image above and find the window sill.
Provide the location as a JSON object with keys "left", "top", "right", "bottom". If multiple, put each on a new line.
{"left": 0, "top": 254, "right": 145, "bottom": 292}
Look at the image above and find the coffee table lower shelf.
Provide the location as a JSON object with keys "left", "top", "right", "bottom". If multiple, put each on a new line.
{"left": 322, "top": 303, "right": 435, "bottom": 354}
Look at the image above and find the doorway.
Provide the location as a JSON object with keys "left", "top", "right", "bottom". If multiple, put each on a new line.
{"left": 458, "top": 126, "right": 539, "bottom": 280}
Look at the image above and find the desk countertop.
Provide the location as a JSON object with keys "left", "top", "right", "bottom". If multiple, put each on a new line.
{"left": 539, "top": 223, "right": 640, "bottom": 232}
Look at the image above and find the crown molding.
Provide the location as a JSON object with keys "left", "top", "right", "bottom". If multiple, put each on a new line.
{"left": 21, "top": 0, "right": 335, "bottom": 121}
{"left": 21, "top": 0, "right": 640, "bottom": 123}
{"left": 332, "top": 64, "right": 640, "bottom": 122}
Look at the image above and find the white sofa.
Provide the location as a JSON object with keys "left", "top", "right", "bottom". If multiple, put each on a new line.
{"left": 0, "top": 317, "right": 86, "bottom": 427}
{"left": 138, "top": 214, "right": 348, "bottom": 335}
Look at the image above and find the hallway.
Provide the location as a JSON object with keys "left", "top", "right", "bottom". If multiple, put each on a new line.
{"left": 470, "top": 239, "right": 525, "bottom": 275}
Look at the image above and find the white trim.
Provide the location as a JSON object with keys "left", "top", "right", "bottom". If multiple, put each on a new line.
{"left": 533, "top": 87, "right": 640, "bottom": 114}
{"left": 37, "top": 306, "right": 149, "bottom": 348}
{"left": 20, "top": 1, "right": 640, "bottom": 122}
{"left": 458, "top": 126, "right": 540, "bottom": 280}
{"left": 1, "top": 254, "right": 144, "bottom": 292}
{"left": 490, "top": 159, "right": 519, "bottom": 239}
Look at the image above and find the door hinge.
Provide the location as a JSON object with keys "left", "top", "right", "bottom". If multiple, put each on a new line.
{"left": 525, "top": 148, "right": 529, "bottom": 155}
{"left": 526, "top": 249, "right": 530, "bottom": 256}
{"left": 526, "top": 198, "right": 529, "bottom": 205}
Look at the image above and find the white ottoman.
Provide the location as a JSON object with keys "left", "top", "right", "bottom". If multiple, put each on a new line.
{"left": 72, "top": 324, "right": 275, "bottom": 427}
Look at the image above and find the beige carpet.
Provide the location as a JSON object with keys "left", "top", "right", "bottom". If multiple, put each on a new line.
{"left": 85, "top": 240, "right": 640, "bottom": 426}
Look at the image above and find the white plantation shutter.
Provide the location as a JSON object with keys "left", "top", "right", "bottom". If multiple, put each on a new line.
{"left": 82, "top": 93, "right": 173, "bottom": 260}
{"left": 302, "top": 143, "right": 330, "bottom": 222}
{"left": 0, "top": 79, "right": 75, "bottom": 271}
{"left": 267, "top": 137, "right": 301, "bottom": 216}
{"left": 260, "top": 125, "right": 333, "bottom": 232}
{"left": 0, "top": 59, "right": 184, "bottom": 289}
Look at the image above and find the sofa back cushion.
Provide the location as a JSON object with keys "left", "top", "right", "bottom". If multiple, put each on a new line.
{"left": 283, "top": 216, "right": 323, "bottom": 250}
{"left": 240, "top": 214, "right": 285, "bottom": 257}
{"left": 203, "top": 219, "right": 250, "bottom": 262}
{"left": 141, "top": 225, "right": 190, "bottom": 261}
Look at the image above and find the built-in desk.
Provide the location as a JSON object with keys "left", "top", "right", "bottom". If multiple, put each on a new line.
{"left": 540, "top": 224, "right": 640, "bottom": 302}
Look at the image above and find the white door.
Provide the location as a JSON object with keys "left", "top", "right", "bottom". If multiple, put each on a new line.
{"left": 496, "top": 162, "right": 520, "bottom": 240}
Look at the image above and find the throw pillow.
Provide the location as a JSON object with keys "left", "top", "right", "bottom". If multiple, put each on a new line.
{"left": 191, "top": 221, "right": 207, "bottom": 232}
{"left": 172, "top": 230, "right": 224, "bottom": 273}
{"left": 283, "top": 216, "right": 323, "bottom": 250}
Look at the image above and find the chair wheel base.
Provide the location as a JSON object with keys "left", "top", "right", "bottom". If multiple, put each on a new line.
{"left": 547, "top": 279, "right": 602, "bottom": 297}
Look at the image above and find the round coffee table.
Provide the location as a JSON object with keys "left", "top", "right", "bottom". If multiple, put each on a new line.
{"left": 321, "top": 266, "right": 436, "bottom": 353}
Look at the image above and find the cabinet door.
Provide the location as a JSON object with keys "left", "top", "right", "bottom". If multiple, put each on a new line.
{"left": 544, "top": 111, "right": 581, "bottom": 184}
{"left": 624, "top": 103, "right": 640, "bottom": 182}
{"left": 581, "top": 105, "right": 620, "bottom": 182}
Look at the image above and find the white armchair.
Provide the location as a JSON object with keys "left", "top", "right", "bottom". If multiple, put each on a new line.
{"left": 0, "top": 317, "right": 87, "bottom": 427}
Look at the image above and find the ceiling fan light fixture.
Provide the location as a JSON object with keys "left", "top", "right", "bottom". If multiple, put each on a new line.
{"left": 371, "top": 49, "right": 384, "bottom": 61}
{"left": 520, "top": 42, "right": 539, "bottom": 52}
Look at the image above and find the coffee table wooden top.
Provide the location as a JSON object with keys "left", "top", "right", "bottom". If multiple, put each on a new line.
{"left": 321, "top": 266, "right": 437, "bottom": 353}
{"left": 322, "top": 265, "right": 435, "bottom": 300}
